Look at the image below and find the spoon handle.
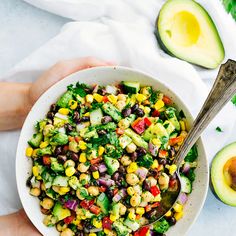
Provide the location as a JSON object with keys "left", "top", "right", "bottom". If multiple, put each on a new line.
{"left": 174, "top": 59, "right": 236, "bottom": 167}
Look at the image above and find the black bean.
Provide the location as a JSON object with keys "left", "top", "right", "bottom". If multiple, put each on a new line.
{"left": 89, "top": 165, "right": 98, "bottom": 172}
{"left": 122, "top": 108, "right": 131, "bottom": 117}
{"left": 47, "top": 111, "right": 54, "bottom": 119}
{"left": 137, "top": 147, "right": 147, "bottom": 157}
{"left": 145, "top": 209, "right": 157, "bottom": 219}
{"left": 80, "top": 116, "right": 90, "bottom": 122}
{"left": 65, "top": 124, "right": 73, "bottom": 133}
{"left": 73, "top": 111, "right": 80, "bottom": 123}
{"left": 101, "top": 116, "right": 112, "bottom": 124}
{"left": 76, "top": 232, "right": 84, "bottom": 236}
{"left": 57, "top": 155, "right": 67, "bottom": 163}
{"left": 169, "top": 146, "right": 175, "bottom": 158}
{"left": 97, "top": 130, "right": 107, "bottom": 135}
{"left": 130, "top": 151, "right": 138, "bottom": 161}
{"left": 71, "top": 152, "right": 79, "bottom": 162}
{"left": 158, "top": 158, "right": 167, "bottom": 165}
{"left": 118, "top": 165, "right": 125, "bottom": 174}
{"left": 106, "top": 189, "right": 114, "bottom": 198}
{"left": 168, "top": 216, "right": 176, "bottom": 226}
{"left": 26, "top": 176, "right": 32, "bottom": 187}
{"left": 131, "top": 103, "right": 139, "bottom": 112}
{"left": 143, "top": 180, "right": 150, "bottom": 191}
{"left": 112, "top": 172, "right": 120, "bottom": 181}
{"left": 135, "top": 108, "right": 145, "bottom": 117}
{"left": 54, "top": 146, "right": 62, "bottom": 156}
{"left": 50, "top": 104, "right": 57, "bottom": 112}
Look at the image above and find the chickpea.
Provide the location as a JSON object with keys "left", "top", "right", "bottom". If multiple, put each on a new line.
{"left": 117, "top": 94, "right": 127, "bottom": 101}
{"left": 118, "top": 119, "right": 130, "bottom": 129}
{"left": 133, "top": 185, "right": 142, "bottom": 195}
{"left": 52, "top": 186, "right": 60, "bottom": 193}
{"left": 116, "top": 100, "right": 126, "bottom": 111}
{"left": 56, "top": 223, "right": 67, "bottom": 232}
{"left": 120, "top": 155, "right": 132, "bottom": 166}
{"left": 139, "top": 201, "right": 148, "bottom": 207}
{"left": 79, "top": 173, "right": 90, "bottom": 185}
{"left": 158, "top": 173, "right": 170, "bottom": 190}
{"left": 60, "top": 228, "right": 75, "bottom": 236}
{"left": 76, "top": 188, "right": 88, "bottom": 200}
{"left": 77, "top": 163, "right": 90, "bottom": 173}
{"left": 30, "top": 187, "right": 41, "bottom": 197}
{"left": 126, "top": 173, "right": 139, "bottom": 186}
{"left": 69, "top": 140, "right": 78, "bottom": 153}
{"left": 64, "top": 160, "right": 75, "bottom": 168}
{"left": 43, "top": 124, "right": 54, "bottom": 136}
{"left": 43, "top": 215, "right": 57, "bottom": 226}
{"left": 130, "top": 194, "right": 141, "bottom": 207}
{"left": 87, "top": 186, "right": 100, "bottom": 196}
{"left": 147, "top": 176, "right": 157, "bottom": 187}
{"left": 141, "top": 191, "right": 154, "bottom": 202}
{"left": 119, "top": 203, "right": 127, "bottom": 215}
{"left": 41, "top": 182, "right": 46, "bottom": 191}
{"left": 126, "top": 143, "right": 137, "bottom": 153}
{"left": 40, "top": 198, "right": 54, "bottom": 210}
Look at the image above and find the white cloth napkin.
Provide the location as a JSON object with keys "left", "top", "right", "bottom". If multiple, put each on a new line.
{"left": 0, "top": 0, "right": 236, "bottom": 215}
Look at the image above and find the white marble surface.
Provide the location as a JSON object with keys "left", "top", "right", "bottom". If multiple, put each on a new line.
{"left": 0, "top": 0, "right": 236, "bottom": 236}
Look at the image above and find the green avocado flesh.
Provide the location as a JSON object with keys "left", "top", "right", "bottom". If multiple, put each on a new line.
{"left": 211, "top": 142, "right": 236, "bottom": 206}
{"left": 156, "top": 0, "right": 225, "bottom": 69}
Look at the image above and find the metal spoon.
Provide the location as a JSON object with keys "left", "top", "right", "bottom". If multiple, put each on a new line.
{"left": 146, "top": 59, "right": 236, "bottom": 224}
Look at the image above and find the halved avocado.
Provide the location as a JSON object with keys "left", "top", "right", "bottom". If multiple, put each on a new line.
{"left": 156, "top": 0, "right": 225, "bottom": 69}
{"left": 211, "top": 142, "right": 236, "bottom": 206}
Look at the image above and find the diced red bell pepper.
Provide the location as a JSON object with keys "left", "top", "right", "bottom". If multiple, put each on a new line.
{"left": 132, "top": 118, "right": 146, "bottom": 134}
{"left": 169, "top": 136, "right": 183, "bottom": 146}
{"left": 150, "top": 185, "right": 161, "bottom": 197}
{"left": 90, "top": 157, "right": 102, "bottom": 165}
{"left": 43, "top": 155, "right": 51, "bottom": 166}
{"left": 163, "top": 95, "right": 172, "bottom": 105}
{"left": 90, "top": 205, "right": 101, "bottom": 215}
{"left": 144, "top": 117, "right": 152, "bottom": 127}
{"left": 64, "top": 214, "right": 75, "bottom": 224}
{"left": 63, "top": 145, "right": 69, "bottom": 153}
{"left": 116, "top": 128, "right": 124, "bottom": 135}
{"left": 113, "top": 188, "right": 119, "bottom": 196}
{"left": 145, "top": 205, "right": 152, "bottom": 212}
{"left": 134, "top": 226, "right": 150, "bottom": 236}
{"left": 151, "top": 202, "right": 160, "bottom": 208}
{"left": 159, "top": 149, "right": 168, "bottom": 158}
{"left": 99, "top": 186, "right": 107, "bottom": 192}
{"left": 103, "top": 96, "right": 109, "bottom": 103}
{"left": 75, "top": 136, "right": 82, "bottom": 143}
{"left": 102, "top": 216, "right": 112, "bottom": 230}
{"left": 152, "top": 110, "right": 160, "bottom": 117}
{"left": 80, "top": 199, "right": 94, "bottom": 209}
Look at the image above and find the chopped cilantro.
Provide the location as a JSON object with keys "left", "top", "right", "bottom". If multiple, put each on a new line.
{"left": 150, "top": 90, "right": 159, "bottom": 105}
{"left": 216, "top": 126, "right": 223, "bottom": 132}
{"left": 231, "top": 94, "right": 236, "bottom": 106}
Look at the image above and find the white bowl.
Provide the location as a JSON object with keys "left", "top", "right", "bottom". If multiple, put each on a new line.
{"left": 16, "top": 66, "right": 209, "bottom": 236}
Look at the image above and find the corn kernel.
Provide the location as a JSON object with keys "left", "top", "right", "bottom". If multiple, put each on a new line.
{"left": 144, "top": 106, "right": 151, "bottom": 114}
{"left": 136, "top": 94, "right": 147, "bottom": 103}
{"left": 72, "top": 218, "right": 81, "bottom": 226}
{"left": 151, "top": 159, "right": 159, "bottom": 169}
{"left": 32, "top": 166, "right": 39, "bottom": 177}
{"left": 92, "top": 218, "right": 102, "bottom": 228}
{"left": 89, "top": 233, "right": 96, "bottom": 236}
{"left": 174, "top": 211, "right": 184, "bottom": 221}
{"left": 79, "top": 153, "right": 87, "bottom": 163}
{"left": 58, "top": 108, "right": 70, "bottom": 115}
{"left": 165, "top": 210, "right": 172, "bottom": 217}
{"left": 39, "top": 141, "right": 49, "bottom": 149}
{"left": 128, "top": 212, "right": 136, "bottom": 221}
{"left": 179, "top": 120, "right": 186, "bottom": 131}
{"left": 104, "top": 229, "right": 111, "bottom": 235}
{"left": 154, "top": 100, "right": 165, "bottom": 110}
{"left": 127, "top": 162, "right": 138, "bottom": 173}
{"left": 26, "top": 147, "right": 33, "bottom": 157}
{"left": 110, "top": 214, "right": 117, "bottom": 222}
{"left": 169, "top": 164, "right": 177, "bottom": 175}
{"left": 59, "top": 187, "right": 70, "bottom": 194}
{"left": 98, "top": 146, "right": 105, "bottom": 156}
{"left": 92, "top": 171, "right": 100, "bottom": 180}
{"left": 86, "top": 94, "right": 94, "bottom": 103}
{"left": 108, "top": 94, "right": 117, "bottom": 104}
{"left": 65, "top": 166, "right": 76, "bottom": 177}
{"left": 173, "top": 203, "right": 183, "bottom": 213}
{"left": 152, "top": 138, "right": 161, "bottom": 146}
{"left": 69, "top": 99, "right": 78, "bottom": 110}
{"left": 32, "top": 149, "right": 39, "bottom": 158}
{"left": 93, "top": 93, "right": 103, "bottom": 103}
{"left": 136, "top": 207, "right": 145, "bottom": 215}
{"left": 127, "top": 187, "right": 135, "bottom": 196}
{"left": 79, "top": 141, "right": 87, "bottom": 150}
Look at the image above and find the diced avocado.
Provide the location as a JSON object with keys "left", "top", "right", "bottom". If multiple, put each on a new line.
{"left": 57, "top": 91, "right": 73, "bottom": 108}
{"left": 51, "top": 158, "right": 64, "bottom": 173}
{"left": 124, "top": 114, "right": 136, "bottom": 125}
{"left": 53, "top": 117, "right": 67, "bottom": 127}
{"left": 123, "top": 218, "right": 140, "bottom": 231}
{"left": 170, "top": 131, "right": 178, "bottom": 139}
{"left": 180, "top": 175, "right": 192, "bottom": 193}
{"left": 165, "top": 107, "right": 180, "bottom": 131}
{"left": 69, "top": 140, "right": 79, "bottom": 153}
{"left": 119, "top": 134, "right": 132, "bottom": 149}
{"left": 153, "top": 219, "right": 170, "bottom": 234}
{"left": 52, "top": 176, "right": 69, "bottom": 187}
{"left": 102, "top": 102, "right": 122, "bottom": 122}
{"left": 36, "top": 119, "right": 47, "bottom": 132}
{"left": 28, "top": 133, "right": 43, "bottom": 148}
{"left": 113, "top": 221, "right": 130, "bottom": 236}
{"left": 122, "top": 81, "right": 140, "bottom": 94}
{"left": 96, "top": 122, "right": 117, "bottom": 131}
{"left": 111, "top": 203, "right": 120, "bottom": 219}
{"left": 163, "top": 120, "right": 175, "bottom": 135}
{"left": 124, "top": 128, "right": 148, "bottom": 150}
{"left": 156, "top": 0, "right": 224, "bottom": 69}
{"left": 46, "top": 189, "right": 57, "bottom": 200}
{"left": 90, "top": 108, "right": 103, "bottom": 126}
{"left": 97, "top": 193, "right": 110, "bottom": 214}
{"left": 68, "top": 176, "right": 81, "bottom": 190}
{"left": 143, "top": 123, "right": 168, "bottom": 141}
{"left": 104, "top": 156, "right": 120, "bottom": 175}
{"left": 41, "top": 171, "right": 54, "bottom": 189}
{"left": 80, "top": 127, "right": 98, "bottom": 140}
{"left": 53, "top": 202, "right": 71, "bottom": 221}
{"left": 37, "top": 146, "right": 52, "bottom": 156}
{"left": 50, "top": 133, "right": 68, "bottom": 146}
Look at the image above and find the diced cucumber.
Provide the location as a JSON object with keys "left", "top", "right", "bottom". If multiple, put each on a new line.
{"left": 105, "top": 85, "right": 118, "bottom": 94}
{"left": 57, "top": 91, "right": 73, "bottom": 108}
{"left": 165, "top": 107, "right": 180, "bottom": 131}
{"left": 90, "top": 108, "right": 103, "bottom": 126}
{"left": 119, "top": 134, "right": 132, "bottom": 148}
{"left": 143, "top": 123, "right": 168, "bottom": 142}
{"left": 124, "top": 218, "right": 140, "bottom": 231}
{"left": 51, "top": 158, "right": 64, "bottom": 173}
{"left": 124, "top": 128, "right": 148, "bottom": 150}
{"left": 163, "top": 120, "right": 175, "bottom": 135}
{"left": 97, "top": 193, "right": 110, "bottom": 214}
{"left": 52, "top": 176, "right": 69, "bottom": 187}
{"left": 180, "top": 175, "right": 192, "bottom": 193}
{"left": 37, "top": 146, "right": 52, "bottom": 156}
{"left": 102, "top": 102, "right": 122, "bottom": 122}
{"left": 122, "top": 81, "right": 140, "bottom": 94}
{"left": 28, "top": 133, "right": 43, "bottom": 148}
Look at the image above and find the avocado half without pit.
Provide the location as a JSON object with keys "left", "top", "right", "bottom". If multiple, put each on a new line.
{"left": 211, "top": 142, "right": 236, "bottom": 206}
{"left": 156, "top": 0, "right": 225, "bottom": 69}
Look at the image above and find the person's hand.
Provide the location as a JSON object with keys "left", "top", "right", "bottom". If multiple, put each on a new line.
{"left": 0, "top": 209, "right": 41, "bottom": 236}
{"left": 0, "top": 57, "right": 114, "bottom": 130}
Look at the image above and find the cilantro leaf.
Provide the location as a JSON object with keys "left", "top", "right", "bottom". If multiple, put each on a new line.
{"left": 231, "top": 94, "right": 236, "bottom": 106}
{"left": 216, "top": 126, "right": 223, "bottom": 132}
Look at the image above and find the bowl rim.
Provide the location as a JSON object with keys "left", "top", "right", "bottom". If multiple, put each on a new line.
{"left": 16, "top": 65, "right": 209, "bottom": 236}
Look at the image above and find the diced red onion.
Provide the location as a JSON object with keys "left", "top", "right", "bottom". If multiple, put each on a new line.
{"left": 149, "top": 142, "right": 158, "bottom": 156}
{"left": 113, "top": 193, "right": 122, "bottom": 202}
{"left": 136, "top": 167, "right": 148, "bottom": 180}
{"left": 76, "top": 123, "right": 86, "bottom": 132}
{"left": 98, "top": 178, "right": 115, "bottom": 187}
{"left": 182, "top": 162, "right": 191, "bottom": 174}
{"left": 92, "top": 84, "right": 99, "bottom": 93}
{"left": 64, "top": 199, "right": 78, "bottom": 211}
{"left": 105, "top": 85, "right": 117, "bottom": 94}
{"left": 178, "top": 192, "right": 188, "bottom": 205}
{"left": 98, "top": 163, "right": 107, "bottom": 173}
